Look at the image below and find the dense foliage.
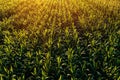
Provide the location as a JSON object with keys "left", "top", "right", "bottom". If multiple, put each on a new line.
{"left": 0, "top": 0, "right": 120, "bottom": 80}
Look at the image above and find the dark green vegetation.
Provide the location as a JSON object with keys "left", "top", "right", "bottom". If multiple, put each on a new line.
{"left": 0, "top": 0, "right": 120, "bottom": 80}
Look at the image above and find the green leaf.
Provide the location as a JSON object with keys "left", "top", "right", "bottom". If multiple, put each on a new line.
{"left": 117, "top": 30, "right": 120, "bottom": 35}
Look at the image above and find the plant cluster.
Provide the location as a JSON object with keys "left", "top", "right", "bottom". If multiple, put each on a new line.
{"left": 0, "top": 0, "right": 120, "bottom": 80}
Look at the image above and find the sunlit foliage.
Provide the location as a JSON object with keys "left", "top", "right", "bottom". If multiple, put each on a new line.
{"left": 0, "top": 0, "right": 120, "bottom": 79}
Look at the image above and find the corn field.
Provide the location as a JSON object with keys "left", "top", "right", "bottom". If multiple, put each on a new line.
{"left": 0, "top": 0, "right": 120, "bottom": 80}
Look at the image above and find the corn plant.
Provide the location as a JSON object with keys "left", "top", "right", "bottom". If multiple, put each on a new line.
{"left": 0, "top": 0, "right": 120, "bottom": 79}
